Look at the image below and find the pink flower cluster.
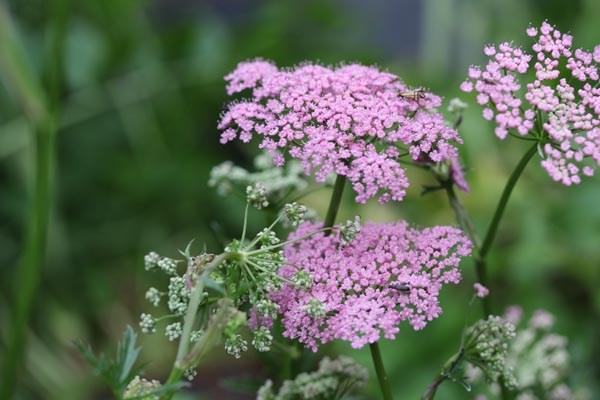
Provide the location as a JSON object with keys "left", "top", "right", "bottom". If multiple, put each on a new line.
{"left": 461, "top": 21, "right": 600, "bottom": 186}
{"left": 271, "top": 221, "right": 472, "bottom": 351}
{"left": 219, "top": 61, "right": 462, "bottom": 203}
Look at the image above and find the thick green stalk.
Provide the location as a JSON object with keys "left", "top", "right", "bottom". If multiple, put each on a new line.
{"left": 323, "top": 174, "right": 347, "bottom": 231}
{"left": 479, "top": 143, "right": 538, "bottom": 258}
{"left": 369, "top": 342, "right": 394, "bottom": 400}
{"left": 0, "top": 5, "right": 57, "bottom": 398}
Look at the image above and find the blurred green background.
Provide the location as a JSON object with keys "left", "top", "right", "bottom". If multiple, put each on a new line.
{"left": 0, "top": 0, "right": 599, "bottom": 399}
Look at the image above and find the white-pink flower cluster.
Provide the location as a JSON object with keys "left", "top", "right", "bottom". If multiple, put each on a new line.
{"left": 271, "top": 221, "right": 472, "bottom": 351}
{"left": 219, "top": 61, "right": 462, "bottom": 203}
{"left": 461, "top": 21, "right": 600, "bottom": 185}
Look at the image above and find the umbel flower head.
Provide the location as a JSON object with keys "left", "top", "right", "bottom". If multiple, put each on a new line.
{"left": 461, "top": 21, "right": 600, "bottom": 186}
{"left": 271, "top": 220, "right": 472, "bottom": 351}
{"left": 466, "top": 308, "right": 590, "bottom": 400}
{"left": 463, "top": 315, "right": 518, "bottom": 389}
{"left": 123, "top": 376, "right": 161, "bottom": 400}
{"left": 208, "top": 151, "right": 308, "bottom": 200}
{"left": 219, "top": 60, "right": 463, "bottom": 203}
{"left": 257, "top": 356, "right": 368, "bottom": 400}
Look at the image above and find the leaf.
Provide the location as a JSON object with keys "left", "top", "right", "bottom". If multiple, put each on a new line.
{"left": 116, "top": 326, "right": 142, "bottom": 386}
{"left": 75, "top": 326, "right": 144, "bottom": 396}
{"left": 178, "top": 239, "right": 196, "bottom": 259}
{"left": 458, "top": 377, "right": 471, "bottom": 392}
{"left": 203, "top": 276, "right": 227, "bottom": 295}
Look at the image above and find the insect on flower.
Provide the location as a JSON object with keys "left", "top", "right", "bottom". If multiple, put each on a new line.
{"left": 389, "top": 283, "right": 411, "bottom": 293}
{"left": 399, "top": 88, "right": 426, "bottom": 101}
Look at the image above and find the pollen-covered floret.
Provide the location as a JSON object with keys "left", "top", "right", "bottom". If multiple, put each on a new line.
{"left": 219, "top": 60, "right": 463, "bottom": 204}
{"left": 272, "top": 220, "right": 472, "bottom": 351}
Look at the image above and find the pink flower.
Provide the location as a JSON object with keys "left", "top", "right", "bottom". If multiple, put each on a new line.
{"left": 473, "top": 283, "right": 489, "bottom": 298}
{"left": 526, "top": 26, "right": 538, "bottom": 37}
{"left": 271, "top": 221, "right": 472, "bottom": 351}
{"left": 450, "top": 157, "right": 470, "bottom": 193}
{"left": 461, "top": 22, "right": 600, "bottom": 186}
{"left": 219, "top": 60, "right": 463, "bottom": 203}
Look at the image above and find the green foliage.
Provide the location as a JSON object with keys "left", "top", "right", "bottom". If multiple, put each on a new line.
{"left": 1, "top": 0, "right": 599, "bottom": 399}
{"left": 74, "top": 326, "right": 144, "bottom": 398}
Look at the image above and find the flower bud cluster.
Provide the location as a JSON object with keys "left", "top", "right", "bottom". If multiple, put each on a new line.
{"left": 464, "top": 315, "right": 517, "bottom": 388}
{"left": 339, "top": 216, "right": 361, "bottom": 245}
{"left": 144, "top": 251, "right": 179, "bottom": 275}
{"left": 505, "top": 307, "right": 584, "bottom": 400}
{"left": 208, "top": 152, "right": 307, "bottom": 200}
{"left": 256, "top": 356, "right": 368, "bottom": 400}
{"left": 466, "top": 308, "right": 589, "bottom": 400}
{"left": 139, "top": 251, "right": 194, "bottom": 340}
{"left": 283, "top": 202, "right": 308, "bottom": 226}
{"left": 123, "top": 376, "right": 161, "bottom": 400}
{"left": 247, "top": 183, "right": 269, "bottom": 209}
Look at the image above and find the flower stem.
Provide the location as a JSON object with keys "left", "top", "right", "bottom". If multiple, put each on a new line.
{"left": 479, "top": 143, "right": 538, "bottom": 259}
{"left": 422, "top": 350, "right": 464, "bottom": 400}
{"left": 0, "top": 4, "right": 58, "bottom": 398}
{"left": 369, "top": 342, "right": 394, "bottom": 400}
{"left": 323, "top": 174, "right": 347, "bottom": 232}
{"left": 443, "top": 143, "right": 537, "bottom": 316}
{"left": 164, "top": 252, "right": 231, "bottom": 393}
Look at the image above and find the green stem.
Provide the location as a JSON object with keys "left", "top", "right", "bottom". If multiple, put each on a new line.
{"left": 369, "top": 342, "right": 394, "bottom": 400}
{"left": 479, "top": 143, "right": 538, "bottom": 258}
{"left": 164, "top": 252, "right": 231, "bottom": 394}
{"left": 422, "top": 349, "right": 465, "bottom": 400}
{"left": 323, "top": 174, "right": 347, "bottom": 232}
{"left": 442, "top": 143, "right": 537, "bottom": 316}
{"left": 0, "top": 5, "right": 58, "bottom": 398}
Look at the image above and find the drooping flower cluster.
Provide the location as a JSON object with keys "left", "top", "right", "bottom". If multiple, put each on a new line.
{"left": 461, "top": 21, "right": 600, "bottom": 185}
{"left": 219, "top": 60, "right": 462, "bottom": 203}
{"left": 256, "top": 356, "right": 368, "bottom": 400}
{"left": 464, "top": 315, "right": 518, "bottom": 389}
{"left": 467, "top": 307, "right": 590, "bottom": 400}
{"left": 271, "top": 220, "right": 472, "bottom": 351}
